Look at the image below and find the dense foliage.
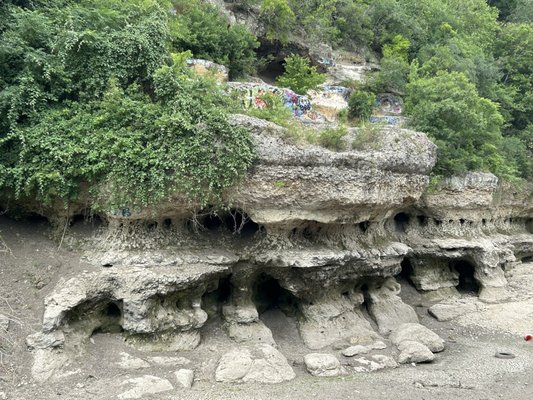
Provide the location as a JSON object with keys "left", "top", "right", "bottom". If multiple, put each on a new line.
{"left": 253, "top": 0, "right": 532, "bottom": 180}
{"left": 0, "top": 0, "right": 256, "bottom": 209}
{"left": 1, "top": 0, "right": 532, "bottom": 213}
{"left": 276, "top": 55, "right": 326, "bottom": 95}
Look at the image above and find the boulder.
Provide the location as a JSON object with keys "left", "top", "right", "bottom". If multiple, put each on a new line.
{"left": 174, "top": 369, "right": 194, "bottom": 388}
{"left": 397, "top": 341, "right": 435, "bottom": 364}
{"left": 304, "top": 353, "right": 346, "bottom": 377}
{"left": 390, "top": 323, "right": 445, "bottom": 353}
{"left": 215, "top": 345, "right": 295, "bottom": 384}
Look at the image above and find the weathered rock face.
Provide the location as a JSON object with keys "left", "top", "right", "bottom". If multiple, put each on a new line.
{"left": 24, "top": 115, "right": 532, "bottom": 384}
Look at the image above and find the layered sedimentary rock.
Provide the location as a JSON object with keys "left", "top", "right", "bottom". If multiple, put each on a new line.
{"left": 24, "top": 115, "right": 532, "bottom": 382}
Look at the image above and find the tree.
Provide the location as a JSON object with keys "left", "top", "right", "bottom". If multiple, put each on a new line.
{"left": 405, "top": 71, "right": 516, "bottom": 178}
{"left": 260, "top": 0, "right": 295, "bottom": 44}
{"left": 276, "top": 55, "right": 326, "bottom": 95}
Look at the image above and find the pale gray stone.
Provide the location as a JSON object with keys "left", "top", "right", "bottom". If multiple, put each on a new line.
{"left": 397, "top": 341, "right": 435, "bottom": 364}
{"left": 304, "top": 353, "right": 345, "bottom": 377}
{"left": 174, "top": 369, "right": 194, "bottom": 388}
{"left": 118, "top": 375, "right": 173, "bottom": 399}
{"left": 341, "top": 345, "right": 370, "bottom": 357}
{"left": 390, "top": 323, "right": 445, "bottom": 353}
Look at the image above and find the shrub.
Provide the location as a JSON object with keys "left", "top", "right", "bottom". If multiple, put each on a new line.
{"left": 317, "top": 126, "right": 348, "bottom": 151}
{"left": 260, "top": 0, "right": 295, "bottom": 44}
{"left": 276, "top": 54, "right": 326, "bottom": 95}
{"left": 170, "top": 0, "right": 259, "bottom": 79}
{"left": 348, "top": 91, "right": 376, "bottom": 121}
{"left": 405, "top": 71, "right": 518, "bottom": 178}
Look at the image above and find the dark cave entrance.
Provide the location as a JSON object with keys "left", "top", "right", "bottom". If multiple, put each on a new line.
{"left": 451, "top": 260, "right": 480, "bottom": 294}
{"left": 399, "top": 258, "right": 415, "bottom": 286}
{"left": 202, "top": 275, "right": 233, "bottom": 317}
{"left": 394, "top": 212, "right": 410, "bottom": 233}
{"left": 257, "top": 59, "right": 285, "bottom": 84}
{"left": 96, "top": 300, "right": 124, "bottom": 334}
{"left": 253, "top": 273, "right": 299, "bottom": 317}
{"left": 198, "top": 209, "right": 261, "bottom": 237}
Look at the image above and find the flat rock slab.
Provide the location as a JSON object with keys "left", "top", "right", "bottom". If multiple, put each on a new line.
{"left": 342, "top": 345, "right": 370, "bottom": 357}
{"left": 351, "top": 355, "right": 398, "bottom": 372}
{"left": 304, "top": 353, "right": 346, "bottom": 377}
{"left": 428, "top": 299, "right": 484, "bottom": 321}
{"left": 390, "top": 323, "right": 445, "bottom": 353}
{"left": 116, "top": 352, "right": 150, "bottom": 370}
{"left": 175, "top": 369, "right": 194, "bottom": 388}
{"left": 397, "top": 341, "right": 435, "bottom": 364}
{"left": 215, "top": 344, "right": 295, "bottom": 384}
{"left": 118, "top": 375, "right": 173, "bottom": 399}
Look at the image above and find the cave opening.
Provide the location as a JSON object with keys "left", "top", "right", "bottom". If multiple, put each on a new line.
{"left": 70, "top": 211, "right": 104, "bottom": 231}
{"left": 201, "top": 212, "right": 223, "bottom": 232}
{"left": 253, "top": 273, "right": 299, "bottom": 317}
{"left": 257, "top": 59, "right": 285, "bottom": 84}
{"left": 399, "top": 258, "right": 414, "bottom": 285}
{"left": 394, "top": 212, "right": 410, "bottom": 233}
{"left": 526, "top": 218, "right": 533, "bottom": 234}
{"left": 451, "top": 260, "right": 480, "bottom": 294}
{"left": 201, "top": 275, "right": 233, "bottom": 317}
{"left": 223, "top": 209, "right": 260, "bottom": 237}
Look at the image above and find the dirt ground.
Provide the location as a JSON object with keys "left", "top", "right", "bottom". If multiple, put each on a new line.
{"left": 1, "top": 216, "right": 533, "bottom": 400}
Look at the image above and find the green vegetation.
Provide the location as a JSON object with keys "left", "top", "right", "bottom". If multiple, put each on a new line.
{"left": 348, "top": 90, "right": 376, "bottom": 121}
{"left": 171, "top": 0, "right": 258, "bottom": 79}
{"left": 276, "top": 55, "right": 326, "bottom": 95}
{"left": 1, "top": 0, "right": 532, "bottom": 216}
{"left": 0, "top": 0, "right": 255, "bottom": 209}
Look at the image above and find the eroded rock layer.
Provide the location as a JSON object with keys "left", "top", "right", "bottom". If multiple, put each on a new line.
{"left": 22, "top": 116, "right": 532, "bottom": 382}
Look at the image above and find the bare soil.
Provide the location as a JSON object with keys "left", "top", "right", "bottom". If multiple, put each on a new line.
{"left": 1, "top": 216, "right": 532, "bottom": 400}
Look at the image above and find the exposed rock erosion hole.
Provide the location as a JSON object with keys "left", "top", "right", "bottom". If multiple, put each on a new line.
{"left": 69, "top": 211, "right": 105, "bottom": 233}
{"left": 198, "top": 209, "right": 260, "bottom": 237}
{"left": 451, "top": 260, "right": 480, "bottom": 294}
{"left": 527, "top": 218, "right": 533, "bottom": 234}
{"left": 394, "top": 212, "right": 410, "bottom": 233}
{"left": 398, "top": 258, "right": 415, "bottom": 286}
{"left": 202, "top": 275, "right": 232, "bottom": 318}
{"left": 63, "top": 299, "right": 125, "bottom": 338}
{"left": 253, "top": 274, "right": 300, "bottom": 317}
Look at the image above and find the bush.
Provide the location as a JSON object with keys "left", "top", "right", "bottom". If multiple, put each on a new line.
{"left": 317, "top": 126, "right": 348, "bottom": 151}
{"left": 276, "top": 54, "right": 326, "bottom": 95}
{"left": 348, "top": 91, "right": 376, "bottom": 121}
{"left": 0, "top": 57, "right": 255, "bottom": 209}
{"left": 260, "top": 0, "right": 295, "bottom": 44}
{"left": 405, "top": 71, "right": 518, "bottom": 178}
{"left": 170, "top": 0, "right": 259, "bottom": 79}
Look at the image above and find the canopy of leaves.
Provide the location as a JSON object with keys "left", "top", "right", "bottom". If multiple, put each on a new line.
{"left": 0, "top": 0, "right": 256, "bottom": 210}
{"left": 170, "top": 0, "right": 259, "bottom": 78}
{"left": 276, "top": 54, "right": 326, "bottom": 95}
{"left": 405, "top": 71, "right": 520, "bottom": 178}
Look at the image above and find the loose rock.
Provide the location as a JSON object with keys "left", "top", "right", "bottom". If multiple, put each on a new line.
{"left": 304, "top": 353, "right": 345, "bottom": 377}
{"left": 175, "top": 369, "right": 194, "bottom": 388}
{"left": 342, "top": 345, "right": 370, "bottom": 357}
{"left": 397, "top": 341, "right": 435, "bottom": 364}
{"left": 118, "top": 375, "right": 173, "bottom": 399}
{"left": 215, "top": 345, "right": 295, "bottom": 384}
{"left": 390, "top": 323, "right": 445, "bottom": 353}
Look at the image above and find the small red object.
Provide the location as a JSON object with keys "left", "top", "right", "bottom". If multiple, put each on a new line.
{"left": 525, "top": 334, "right": 533, "bottom": 342}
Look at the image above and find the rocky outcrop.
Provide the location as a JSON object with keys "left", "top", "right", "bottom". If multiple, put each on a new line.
{"left": 23, "top": 115, "right": 532, "bottom": 384}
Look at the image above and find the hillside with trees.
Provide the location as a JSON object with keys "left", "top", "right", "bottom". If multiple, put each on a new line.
{"left": 0, "top": 0, "right": 531, "bottom": 211}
